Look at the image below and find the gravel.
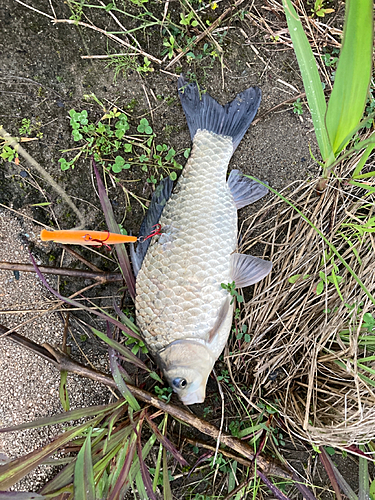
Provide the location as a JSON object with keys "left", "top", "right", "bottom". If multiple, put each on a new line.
{"left": 0, "top": 208, "right": 111, "bottom": 491}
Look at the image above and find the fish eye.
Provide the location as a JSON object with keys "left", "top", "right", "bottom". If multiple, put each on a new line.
{"left": 172, "top": 377, "right": 187, "bottom": 389}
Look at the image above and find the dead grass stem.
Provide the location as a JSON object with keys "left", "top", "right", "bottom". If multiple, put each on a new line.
{"left": 231, "top": 146, "right": 375, "bottom": 447}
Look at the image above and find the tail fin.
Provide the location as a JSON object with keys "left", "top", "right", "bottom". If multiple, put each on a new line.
{"left": 177, "top": 76, "right": 261, "bottom": 152}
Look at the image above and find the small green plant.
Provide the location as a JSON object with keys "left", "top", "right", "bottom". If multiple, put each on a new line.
{"left": 59, "top": 100, "right": 184, "bottom": 184}
{"left": 66, "top": 0, "right": 83, "bottom": 21}
{"left": 124, "top": 332, "right": 148, "bottom": 355}
{"left": 162, "top": 35, "right": 177, "bottom": 59}
{"left": 340, "top": 306, "right": 375, "bottom": 351}
{"left": 180, "top": 11, "right": 198, "bottom": 27}
{"left": 217, "top": 369, "right": 235, "bottom": 392}
{"left": 112, "top": 156, "right": 130, "bottom": 173}
{"left": 363, "top": 88, "right": 375, "bottom": 129}
{"left": 136, "top": 56, "right": 153, "bottom": 74}
{"left": 235, "top": 323, "right": 250, "bottom": 343}
{"left": 311, "top": 0, "right": 334, "bottom": 17}
{"left": 137, "top": 117, "right": 153, "bottom": 134}
{"left": 363, "top": 312, "right": 375, "bottom": 332}
{"left": 322, "top": 49, "right": 339, "bottom": 68}
{"left": 154, "top": 385, "right": 173, "bottom": 402}
{"left": 0, "top": 144, "right": 18, "bottom": 163}
{"left": 149, "top": 467, "right": 174, "bottom": 486}
{"left": 315, "top": 258, "right": 344, "bottom": 298}
{"left": 208, "top": 452, "right": 231, "bottom": 473}
{"left": 19, "top": 118, "right": 32, "bottom": 136}
{"left": 17, "top": 117, "right": 43, "bottom": 138}
{"left": 106, "top": 54, "right": 139, "bottom": 81}
{"left": 288, "top": 273, "right": 310, "bottom": 284}
{"left": 221, "top": 281, "right": 243, "bottom": 305}
{"left": 293, "top": 98, "right": 303, "bottom": 115}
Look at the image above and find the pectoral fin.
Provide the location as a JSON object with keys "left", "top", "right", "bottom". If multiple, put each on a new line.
{"left": 228, "top": 169, "right": 268, "bottom": 209}
{"left": 230, "top": 253, "right": 272, "bottom": 288}
{"left": 207, "top": 297, "right": 231, "bottom": 343}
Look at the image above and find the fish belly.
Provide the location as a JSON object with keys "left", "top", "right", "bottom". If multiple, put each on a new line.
{"left": 136, "top": 130, "right": 237, "bottom": 355}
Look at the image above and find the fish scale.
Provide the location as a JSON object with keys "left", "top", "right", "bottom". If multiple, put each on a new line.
{"left": 136, "top": 129, "right": 237, "bottom": 355}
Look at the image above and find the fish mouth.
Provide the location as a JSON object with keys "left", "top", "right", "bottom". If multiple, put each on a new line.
{"left": 180, "top": 387, "right": 206, "bottom": 405}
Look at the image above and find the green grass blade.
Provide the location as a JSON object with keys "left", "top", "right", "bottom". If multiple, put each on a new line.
{"left": 359, "top": 445, "right": 369, "bottom": 500}
{"left": 135, "top": 469, "right": 149, "bottom": 499}
{"left": 370, "top": 475, "right": 375, "bottom": 500}
{"left": 74, "top": 428, "right": 95, "bottom": 500}
{"left": 333, "top": 114, "right": 375, "bottom": 158}
{"left": 334, "top": 360, "right": 375, "bottom": 387}
{"left": 92, "top": 159, "right": 136, "bottom": 299}
{"left": 108, "top": 439, "right": 136, "bottom": 500}
{"left": 108, "top": 346, "right": 141, "bottom": 411}
{"left": 59, "top": 370, "right": 70, "bottom": 411}
{"left": 0, "top": 402, "right": 121, "bottom": 433}
{"left": 0, "top": 417, "right": 101, "bottom": 489}
{"left": 41, "top": 425, "right": 132, "bottom": 495}
{"left": 282, "top": 0, "right": 331, "bottom": 161}
{"left": 163, "top": 447, "right": 173, "bottom": 500}
{"left": 91, "top": 326, "right": 148, "bottom": 372}
{"left": 0, "top": 494, "right": 46, "bottom": 499}
{"left": 330, "top": 267, "right": 343, "bottom": 301}
{"left": 325, "top": 0, "right": 373, "bottom": 155}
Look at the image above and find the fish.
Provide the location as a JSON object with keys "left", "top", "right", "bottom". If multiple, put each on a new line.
{"left": 40, "top": 228, "right": 137, "bottom": 246}
{"left": 134, "top": 76, "right": 272, "bottom": 405}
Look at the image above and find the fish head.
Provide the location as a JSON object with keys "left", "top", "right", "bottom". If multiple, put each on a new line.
{"left": 157, "top": 340, "right": 215, "bottom": 405}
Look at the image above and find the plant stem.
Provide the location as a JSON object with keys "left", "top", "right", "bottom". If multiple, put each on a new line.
{"left": 0, "top": 261, "right": 123, "bottom": 282}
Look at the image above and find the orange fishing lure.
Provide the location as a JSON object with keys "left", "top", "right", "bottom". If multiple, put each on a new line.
{"left": 40, "top": 229, "right": 137, "bottom": 246}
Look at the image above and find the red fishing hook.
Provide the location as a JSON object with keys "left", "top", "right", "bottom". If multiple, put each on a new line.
{"left": 83, "top": 231, "right": 112, "bottom": 250}
{"left": 138, "top": 224, "right": 162, "bottom": 243}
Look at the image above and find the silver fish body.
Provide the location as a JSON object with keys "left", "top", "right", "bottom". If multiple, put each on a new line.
{"left": 135, "top": 78, "right": 272, "bottom": 404}
{"left": 136, "top": 130, "right": 235, "bottom": 351}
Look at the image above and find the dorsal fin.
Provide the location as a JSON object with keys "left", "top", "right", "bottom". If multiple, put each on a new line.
{"left": 131, "top": 176, "right": 173, "bottom": 276}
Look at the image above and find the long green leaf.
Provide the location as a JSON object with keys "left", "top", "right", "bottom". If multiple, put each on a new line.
{"left": 359, "top": 445, "right": 370, "bottom": 500}
{"left": 59, "top": 369, "right": 70, "bottom": 411}
{"left": 92, "top": 160, "right": 136, "bottom": 299}
{"left": 163, "top": 447, "right": 173, "bottom": 500}
{"left": 108, "top": 345, "right": 141, "bottom": 411}
{"left": 91, "top": 326, "right": 148, "bottom": 371}
{"left": 370, "top": 475, "right": 375, "bottom": 500}
{"left": 0, "top": 402, "right": 121, "bottom": 433}
{"left": 74, "top": 427, "right": 95, "bottom": 500}
{"left": 0, "top": 494, "right": 46, "bottom": 499}
{"left": 0, "top": 416, "right": 101, "bottom": 489}
{"left": 325, "top": 0, "right": 373, "bottom": 155}
{"left": 41, "top": 424, "right": 133, "bottom": 494}
{"left": 282, "top": 0, "right": 332, "bottom": 161}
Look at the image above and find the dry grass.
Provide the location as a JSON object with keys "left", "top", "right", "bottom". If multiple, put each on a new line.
{"left": 231, "top": 141, "right": 375, "bottom": 448}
